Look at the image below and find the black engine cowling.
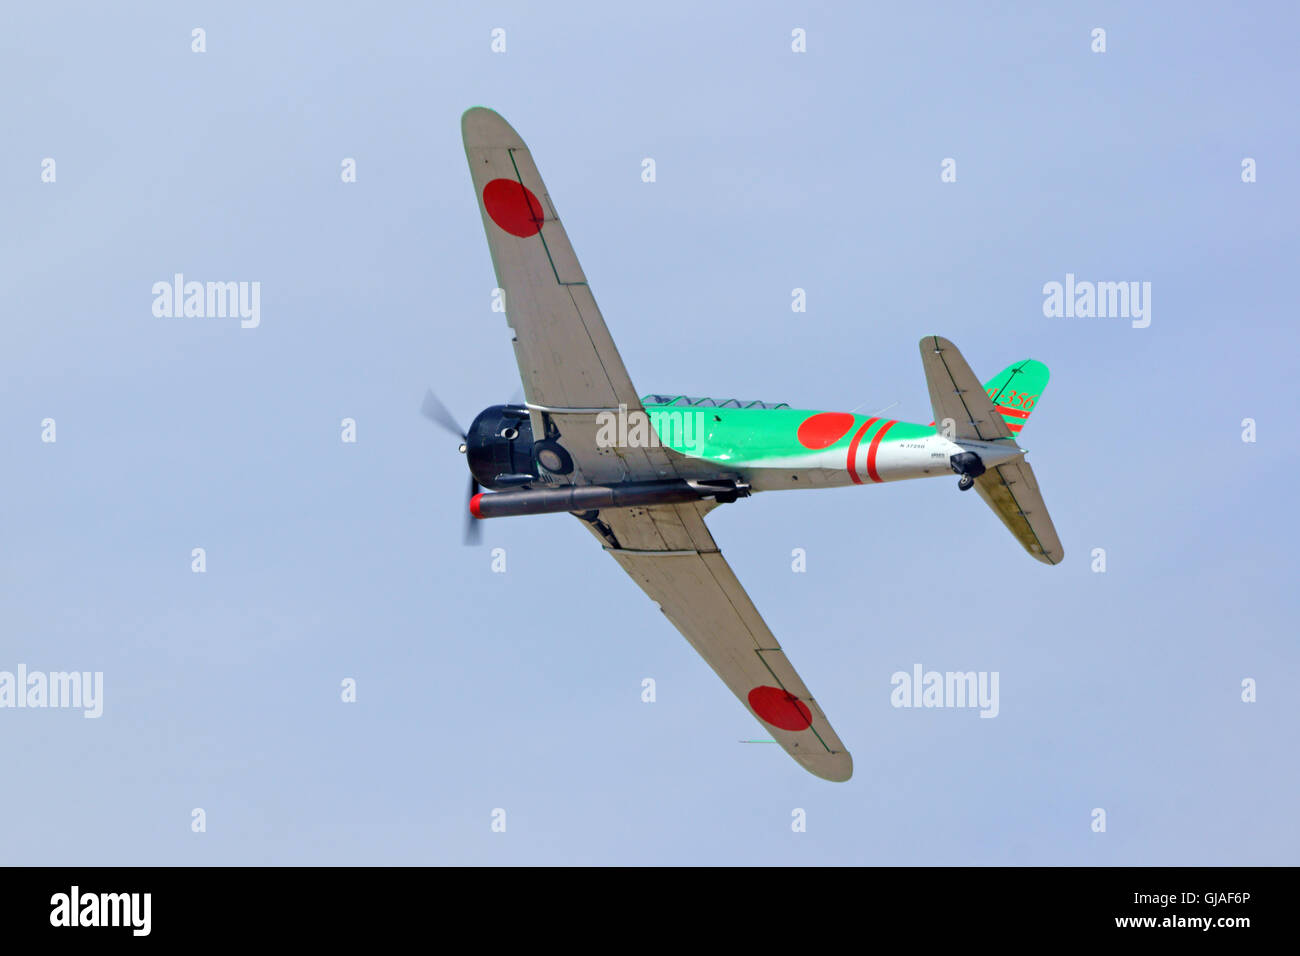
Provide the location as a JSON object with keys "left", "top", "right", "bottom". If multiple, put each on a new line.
{"left": 465, "top": 405, "right": 538, "bottom": 489}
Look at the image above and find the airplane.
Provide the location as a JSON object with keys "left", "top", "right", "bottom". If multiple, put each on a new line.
{"left": 424, "top": 107, "right": 1064, "bottom": 783}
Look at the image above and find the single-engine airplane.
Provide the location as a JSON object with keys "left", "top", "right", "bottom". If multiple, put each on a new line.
{"left": 424, "top": 108, "right": 1063, "bottom": 782}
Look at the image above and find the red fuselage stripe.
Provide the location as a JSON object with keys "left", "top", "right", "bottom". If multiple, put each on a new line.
{"left": 866, "top": 420, "right": 898, "bottom": 483}
{"left": 846, "top": 418, "right": 879, "bottom": 484}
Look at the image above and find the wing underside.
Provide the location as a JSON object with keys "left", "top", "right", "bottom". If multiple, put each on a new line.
{"left": 579, "top": 503, "right": 854, "bottom": 782}
{"left": 462, "top": 107, "right": 717, "bottom": 485}
{"left": 462, "top": 107, "right": 637, "bottom": 413}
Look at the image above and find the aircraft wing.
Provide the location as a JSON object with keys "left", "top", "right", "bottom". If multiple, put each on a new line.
{"left": 463, "top": 108, "right": 712, "bottom": 484}
{"left": 974, "top": 460, "right": 1065, "bottom": 565}
{"left": 920, "top": 335, "right": 1014, "bottom": 442}
{"left": 578, "top": 502, "right": 854, "bottom": 782}
{"left": 463, "top": 106, "right": 638, "bottom": 413}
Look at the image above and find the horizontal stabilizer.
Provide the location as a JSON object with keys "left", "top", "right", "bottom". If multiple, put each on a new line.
{"left": 974, "top": 460, "right": 1064, "bottom": 565}
{"left": 921, "top": 335, "right": 1013, "bottom": 442}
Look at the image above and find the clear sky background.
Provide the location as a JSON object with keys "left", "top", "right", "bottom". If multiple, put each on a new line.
{"left": 2, "top": 2, "right": 1296, "bottom": 865}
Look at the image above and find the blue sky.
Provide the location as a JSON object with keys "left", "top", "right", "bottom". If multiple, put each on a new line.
{"left": 2, "top": 1, "right": 1296, "bottom": 864}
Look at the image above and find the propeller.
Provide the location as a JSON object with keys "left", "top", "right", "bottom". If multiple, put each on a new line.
{"left": 420, "top": 388, "right": 482, "bottom": 545}
{"left": 420, "top": 389, "right": 467, "bottom": 445}
{"left": 463, "top": 474, "right": 482, "bottom": 546}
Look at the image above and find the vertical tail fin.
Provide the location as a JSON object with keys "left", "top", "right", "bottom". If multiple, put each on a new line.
{"left": 982, "top": 360, "right": 1050, "bottom": 436}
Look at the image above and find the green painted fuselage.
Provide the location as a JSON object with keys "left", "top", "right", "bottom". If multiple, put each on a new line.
{"left": 638, "top": 401, "right": 969, "bottom": 493}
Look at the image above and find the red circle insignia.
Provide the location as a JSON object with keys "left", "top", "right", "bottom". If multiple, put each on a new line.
{"left": 482, "top": 179, "right": 544, "bottom": 237}
{"left": 797, "top": 412, "right": 855, "bottom": 450}
{"left": 747, "top": 686, "right": 813, "bottom": 731}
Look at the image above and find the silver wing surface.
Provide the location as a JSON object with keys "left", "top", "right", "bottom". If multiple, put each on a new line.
{"left": 463, "top": 107, "right": 715, "bottom": 485}
{"left": 578, "top": 502, "right": 853, "bottom": 782}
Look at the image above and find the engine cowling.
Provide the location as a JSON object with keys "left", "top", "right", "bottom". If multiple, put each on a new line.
{"left": 465, "top": 405, "right": 539, "bottom": 490}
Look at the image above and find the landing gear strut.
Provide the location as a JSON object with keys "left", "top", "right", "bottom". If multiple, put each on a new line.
{"left": 950, "top": 451, "right": 985, "bottom": 493}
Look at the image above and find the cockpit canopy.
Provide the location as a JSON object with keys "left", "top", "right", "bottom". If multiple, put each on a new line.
{"left": 641, "top": 394, "right": 790, "bottom": 410}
